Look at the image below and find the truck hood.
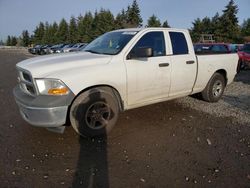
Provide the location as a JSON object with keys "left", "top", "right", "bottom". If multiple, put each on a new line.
{"left": 17, "top": 52, "right": 112, "bottom": 78}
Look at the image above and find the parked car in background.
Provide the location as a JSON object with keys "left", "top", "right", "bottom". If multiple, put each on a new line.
{"left": 39, "top": 44, "right": 52, "bottom": 55}
{"left": 28, "top": 45, "right": 42, "bottom": 54}
{"left": 48, "top": 44, "right": 66, "bottom": 54}
{"left": 238, "top": 43, "right": 250, "bottom": 70}
{"left": 65, "top": 43, "right": 86, "bottom": 52}
{"left": 69, "top": 43, "right": 88, "bottom": 52}
{"left": 229, "top": 44, "right": 244, "bottom": 53}
{"left": 194, "top": 43, "right": 231, "bottom": 54}
{"left": 58, "top": 44, "right": 74, "bottom": 53}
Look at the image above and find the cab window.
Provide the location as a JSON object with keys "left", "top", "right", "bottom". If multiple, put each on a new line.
{"left": 131, "top": 32, "right": 166, "bottom": 57}
{"left": 169, "top": 32, "right": 189, "bottom": 55}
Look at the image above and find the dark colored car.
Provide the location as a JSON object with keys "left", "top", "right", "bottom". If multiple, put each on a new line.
{"left": 194, "top": 43, "right": 231, "bottom": 54}
{"left": 59, "top": 44, "right": 75, "bottom": 53}
{"left": 28, "top": 45, "right": 42, "bottom": 54}
{"left": 48, "top": 44, "right": 67, "bottom": 54}
{"left": 39, "top": 44, "right": 52, "bottom": 55}
{"left": 69, "top": 43, "right": 88, "bottom": 52}
{"left": 238, "top": 43, "right": 250, "bottom": 70}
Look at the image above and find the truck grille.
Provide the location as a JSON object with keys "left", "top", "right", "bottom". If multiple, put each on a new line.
{"left": 17, "top": 68, "right": 36, "bottom": 96}
{"left": 22, "top": 72, "right": 32, "bottom": 82}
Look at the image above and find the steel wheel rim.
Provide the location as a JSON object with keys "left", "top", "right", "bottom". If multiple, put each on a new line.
{"left": 85, "top": 101, "right": 111, "bottom": 130}
{"left": 212, "top": 80, "right": 223, "bottom": 97}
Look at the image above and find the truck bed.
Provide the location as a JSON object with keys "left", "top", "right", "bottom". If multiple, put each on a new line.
{"left": 192, "top": 53, "right": 239, "bottom": 94}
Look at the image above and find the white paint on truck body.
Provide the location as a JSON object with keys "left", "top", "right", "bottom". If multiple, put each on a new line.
{"left": 16, "top": 27, "right": 238, "bottom": 111}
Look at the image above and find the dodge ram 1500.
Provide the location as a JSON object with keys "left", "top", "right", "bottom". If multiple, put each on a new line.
{"left": 13, "top": 28, "right": 238, "bottom": 137}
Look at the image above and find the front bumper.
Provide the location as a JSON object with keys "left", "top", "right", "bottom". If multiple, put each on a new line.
{"left": 13, "top": 86, "right": 75, "bottom": 128}
{"left": 16, "top": 101, "right": 68, "bottom": 127}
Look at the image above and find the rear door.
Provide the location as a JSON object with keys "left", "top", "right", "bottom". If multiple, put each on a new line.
{"left": 168, "top": 31, "right": 197, "bottom": 97}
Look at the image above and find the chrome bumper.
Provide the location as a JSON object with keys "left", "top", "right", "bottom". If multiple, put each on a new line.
{"left": 16, "top": 101, "right": 68, "bottom": 127}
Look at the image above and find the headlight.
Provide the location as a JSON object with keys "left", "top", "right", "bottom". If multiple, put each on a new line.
{"left": 35, "top": 79, "right": 69, "bottom": 95}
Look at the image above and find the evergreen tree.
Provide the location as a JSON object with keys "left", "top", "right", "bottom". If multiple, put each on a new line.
{"left": 42, "top": 22, "right": 50, "bottom": 44}
{"left": 21, "top": 30, "right": 30, "bottom": 47}
{"left": 190, "top": 18, "right": 204, "bottom": 42}
{"left": 29, "top": 34, "right": 34, "bottom": 45}
{"left": 92, "top": 9, "right": 115, "bottom": 39}
{"left": 69, "top": 16, "right": 78, "bottom": 43}
{"left": 51, "top": 22, "right": 59, "bottom": 44}
{"left": 147, "top": 15, "right": 161, "bottom": 27}
{"left": 191, "top": 17, "right": 214, "bottom": 42}
{"left": 126, "top": 0, "right": 143, "bottom": 27}
{"left": 219, "top": 0, "right": 240, "bottom": 42}
{"left": 78, "top": 12, "right": 94, "bottom": 42}
{"left": 11, "top": 36, "right": 17, "bottom": 46}
{"left": 115, "top": 9, "right": 128, "bottom": 29}
{"left": 17, "top": 36, "right": 23, "bottom": 47}
{"left": 211, "top": 13, "right": 222, "bottom": 41}
{"left": 241, "top": 18, "right": 250, "bottom": 37}
{"left": 201, "top": 17, "right": 212, "bottom": 33}
{"left": 162, "top": 20, "right": 170, "bottom": 28}
{"left": 56, "top": 18, "right": 69, "bottom": 43}
{"left": 6, "top": 35, "right": 11, "bottom": 46}
{"left": 33, "top": 22, "right": 45, "bottom": 44}
{"left": 91, "top": 10, "right": 99, "bottom": 40}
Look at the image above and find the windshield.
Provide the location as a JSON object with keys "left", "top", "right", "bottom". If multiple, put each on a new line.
{"left": 84, "top": 31, "right": 138, "bottom": 55}
{"left": 243, "top": 44, "right": 250, "bottom": 53}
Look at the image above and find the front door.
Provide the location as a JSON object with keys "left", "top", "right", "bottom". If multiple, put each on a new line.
{"left": 125, "top": 31, "right": 171, "bottom": 106}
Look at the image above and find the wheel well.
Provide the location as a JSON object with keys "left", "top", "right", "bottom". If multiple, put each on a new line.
{"left": 65, "top": 85, "right": 124, "bottom": 126}
{"left": 215, "top": 69, "right": 227, "bottom": 85}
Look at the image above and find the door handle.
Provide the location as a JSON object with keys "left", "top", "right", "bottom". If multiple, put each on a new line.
{"left": 159, "top": 63, "right": 169, "bottom": 67}
{"left": 186, "top": 60, "right": 195, "bottom": 64}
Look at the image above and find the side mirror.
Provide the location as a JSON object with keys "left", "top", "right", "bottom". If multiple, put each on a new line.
{"left": 127, "top": 47, "right": 153, "bottom": 59}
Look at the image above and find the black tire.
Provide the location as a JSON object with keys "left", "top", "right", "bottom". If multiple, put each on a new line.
{"left": 70, "top": 87, "right": 119, "bottom": 137}
{"left": 237, "top": 60, "right": 242, "bottom": 73}
{"left": 201, "top": 73, "right": 226, "bottom": 103}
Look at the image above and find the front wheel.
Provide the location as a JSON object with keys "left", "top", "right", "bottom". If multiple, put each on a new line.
{"left": 69, "top": 87, "right": 119, "bottom": 137}
{"left": 201, "top": 73, "right": 226, "bottom": 102}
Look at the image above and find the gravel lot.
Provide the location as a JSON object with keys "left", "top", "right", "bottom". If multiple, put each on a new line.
{"left": 177, "top": 70, "right": 250, "bottom": 125}
{"left": 0, "top": 49, "right": 249, "bottom": 188}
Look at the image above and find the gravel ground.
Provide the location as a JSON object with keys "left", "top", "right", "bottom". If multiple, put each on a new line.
{"left": 176, "top": 71, "right": 250, "bottom": 125}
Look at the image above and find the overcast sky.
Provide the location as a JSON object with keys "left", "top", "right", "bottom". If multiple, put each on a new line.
{"left": 0, "top": 0, "right": 249, "bottom": 41}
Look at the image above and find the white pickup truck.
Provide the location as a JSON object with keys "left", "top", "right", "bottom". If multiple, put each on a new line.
{"left": 14, "top": 28, "right": 238, "bottom": 137}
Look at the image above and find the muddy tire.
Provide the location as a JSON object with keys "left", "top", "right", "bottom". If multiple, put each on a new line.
{"left": 70, "top": 87, "right": 119, "bottom": 137}
{"left": 201, "top": 73, "right": 226, "bottom": 103}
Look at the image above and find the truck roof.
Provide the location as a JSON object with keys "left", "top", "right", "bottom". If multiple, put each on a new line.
{"left": 112, "top": 27, "right": 189, "bottom": 33}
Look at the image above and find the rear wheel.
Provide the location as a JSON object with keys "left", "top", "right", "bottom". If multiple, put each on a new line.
{"left": 201, "top": 73, "right": 226, "bottom": 102}
{"left": 237, "top": 60, "right": 242, "bottom": 73}
{"left": 70, "top": 87, "right": 119, "bottom": 137}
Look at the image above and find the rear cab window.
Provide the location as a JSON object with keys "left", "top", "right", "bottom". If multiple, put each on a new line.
{"left": 169, "top": 32, "right": 189, "bottom": 55}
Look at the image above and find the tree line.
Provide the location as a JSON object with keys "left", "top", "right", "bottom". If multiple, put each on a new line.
{"left": 5, "top": 0, "right": 250, "bottom": 46}
{"left": 190, "top": 0, "right": 250, "bottom": 43}
{"left": 5, "top": 0, "right": 169, "bottom": 47}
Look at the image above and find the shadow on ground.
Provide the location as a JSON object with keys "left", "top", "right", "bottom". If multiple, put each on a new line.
{"left": 72, "top": 137, "right": 109, "bottom": 188}
{"left": 235, "top": 70, "right": 250, "bottom": 85}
